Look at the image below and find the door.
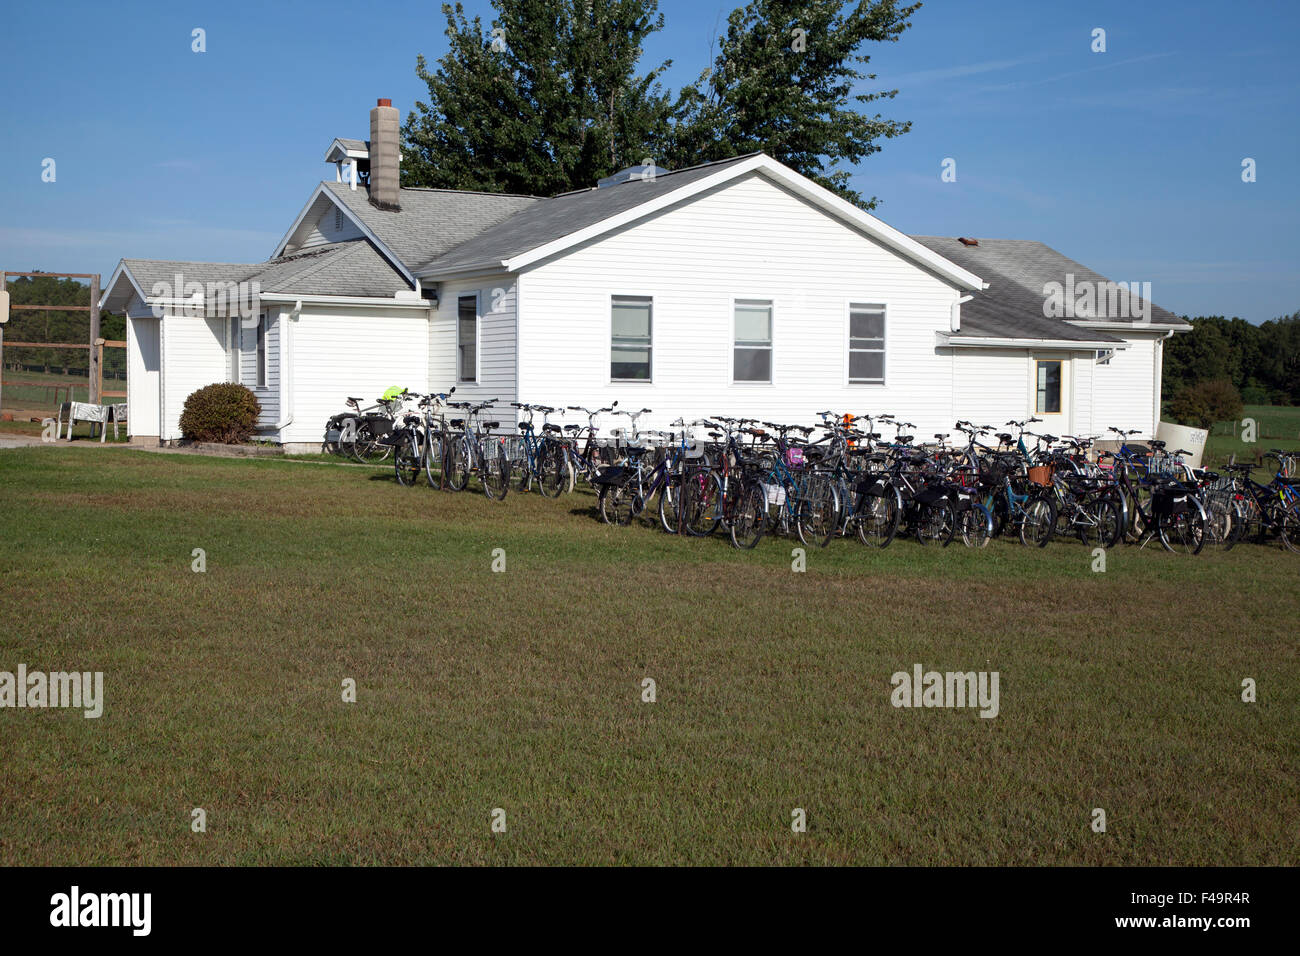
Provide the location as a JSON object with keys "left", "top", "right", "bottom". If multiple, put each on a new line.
{"left": 127, "top": 316, "right": 160, "bottom": 437}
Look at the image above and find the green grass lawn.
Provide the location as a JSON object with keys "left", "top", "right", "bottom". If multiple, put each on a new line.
{"left": 0, "top": 367, "right": 126, "bottom": 418}
{"left": 0, "top": 447, "right": 1295, "bottom": 865}
{"left": 1204, "top": 404, "right": 1300, "bottom": 465}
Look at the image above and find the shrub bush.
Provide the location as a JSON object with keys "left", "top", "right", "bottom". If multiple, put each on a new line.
{"left": 178, "top": 383, "right": 261, "bottom": 444}
{"left": 1165, "top": 379, "right": 1244, "bottom": 430}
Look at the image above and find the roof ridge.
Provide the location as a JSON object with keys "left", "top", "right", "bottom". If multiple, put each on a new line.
{"left": 548, "top": 152, "right": 763, "bottom": 200}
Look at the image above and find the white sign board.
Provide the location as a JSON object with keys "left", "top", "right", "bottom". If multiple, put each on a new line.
{"left": 0, "top": 289, "right": 9, "bottom": 324}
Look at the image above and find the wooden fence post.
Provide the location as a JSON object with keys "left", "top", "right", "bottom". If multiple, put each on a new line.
{"left": 88, "top": 274, "right": 101, "bottom": 403}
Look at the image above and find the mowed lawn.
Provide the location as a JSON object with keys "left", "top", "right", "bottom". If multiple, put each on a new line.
{"left": 0, "top": 447, "right": 1295, "bottom": 866}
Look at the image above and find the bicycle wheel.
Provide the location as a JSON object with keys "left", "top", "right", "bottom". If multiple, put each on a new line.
{"left": 959, "top": 503, "right": 993, "bottom": 548}
{"left": 916, "top": 498, "right": 956, "bottom": 547}
{"left": 656, "top": 479, "right": 679, "bottom": 534}
{"left": 481, "top": 442, "right": 511, "bottom": 501}
{"left": 599, "top": 483, "right": 635, "bottom": 526}
{"left": 1278, "top": 498, "right": 1300, "bottom": 554}
{"left": 394, "top": 432, "right": 422, "bottom": 486}
{"left": 681, "top": 470, "right": 723, "bottom": 537}
{"left": 796, "top": 479, "right": 839, "bottom": 548}
{"left": 1019, "top": 496, "right": 1057, "bottom": 548}
{"left": 729, "top": 481, "right": 767, "bottom": 550}
{"left": 445, "top": 438, "right": 470, "bottom": 492}
{"left": 855, "top": 489, "right": 900, "bottom": 548}
{"left": 1087, "top": 497, "right": 1123, "bottom": 549}
{"left": 424, "top": 433, "right": 444, "bottom": 488}
{"left": 1158, "top": 507, "right": 1206, "bottom": 555}
{"left": 538, "top": 442, "right": 566, "bottom": 498}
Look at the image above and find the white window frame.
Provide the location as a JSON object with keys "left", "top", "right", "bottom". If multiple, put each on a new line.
{"left": 228, "top": 316, "right": 241, "bottom": 384}
{"left": 610, "top": 294, "right": 654, "bottom": 384}
{"left": 255, "top": 312, "right": 268, "bottom": 388}
{"left": 731, "top": 297, "right": 775, "bottom": 385}
{"left": 457, "top": 292, "right": 479, "bottom": 384}
{"left": 846, "top": 302, "right": 887, "bottom": 386}
{"left": 1035, "top": 358, "right": 1064, "bottom": 416}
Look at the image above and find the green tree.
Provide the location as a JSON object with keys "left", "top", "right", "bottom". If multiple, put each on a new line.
{"left": 668, "top": 0, "right": 920, "bottom": 207}
{"left": 1165, "top": 379, "right": 1244, "bottom": 430}
{"left": 402, "top": 0, "right": 675, "bottom": 196}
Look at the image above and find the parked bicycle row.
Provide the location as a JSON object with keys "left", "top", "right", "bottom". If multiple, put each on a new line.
{"left": 322, "top": 390, "right": 1300, "bottom": 556}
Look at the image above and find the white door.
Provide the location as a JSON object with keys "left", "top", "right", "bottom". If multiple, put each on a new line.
{"left": 1031, "top": 355, "right": 1071, "bottom": 438}
{"left": 127, "top": 316, "right": 160, "bottom": 437}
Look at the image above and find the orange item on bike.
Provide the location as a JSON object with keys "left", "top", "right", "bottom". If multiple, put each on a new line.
{"left": 1027, "top": 465, "right": 1054, "bottom": 487}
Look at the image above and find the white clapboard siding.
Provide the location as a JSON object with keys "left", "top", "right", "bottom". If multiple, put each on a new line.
{"left": 952, "top": 349, "right": 1031, "bottom": 433}
{"left": 160, "top": 315, "right": 228, "bottom": 440}
{"left": 1092, "top": 334, "right": 1158, "bottom": 437}
{"left": 518, "top": 172, "right": 966, "bottom": 436}
{"left": 126, "top": 312, "right": 161, "bottom": 437}
{"left": 279, "top": 306, "right": 430, "bottom": 446}
{"left": 429, "top": 276, "right": 517, "bottom": 424}
{"left": 242, "top": 311, "right": 280, "bottom": 427}
{"left": 299, "top": 203, "right": 365, "bottom": 249}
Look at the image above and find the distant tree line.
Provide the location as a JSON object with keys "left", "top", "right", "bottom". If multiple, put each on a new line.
{"left": 1162, "top": 311, "right": 1300, "bottom": 427}
{"left": 3, "top": 274, "right": 125, "bottom": 380}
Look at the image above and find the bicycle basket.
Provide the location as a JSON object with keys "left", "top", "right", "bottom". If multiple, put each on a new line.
{"left": 950, "top": 485, "right": 976, "bottom": 511}
{"left": 591, "top": 465, "right": 631, "bottom": 487}
{"left": 1027, "top": 465, "right": 1054, "bottom": 487}
{"left": 1152, "top": 488, "right": 1191, "bottom": 516}
{"left": 856, "top": 477, "right": 890, "bottom": 497}
{"left": 362, "top": 414, "right": 394, "bottom": 439}
{"left": 914, "top": 484, "right": 947, "bottom": 506}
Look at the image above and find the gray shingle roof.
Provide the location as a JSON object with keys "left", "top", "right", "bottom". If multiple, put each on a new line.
{"left": 325, "top": 180, "right": 540, "bottom": 272}
{"left": 115, "top": 239, "right": 407, "bottom": 306}
{"left": 414, "top": 153, "right": 761, "bottom": 277}
{"left": 910, "top": 236, "right": 1187, "bottom": 342}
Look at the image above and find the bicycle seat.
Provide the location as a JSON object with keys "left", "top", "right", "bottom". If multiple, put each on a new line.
{"left": 896, "top": 435, "right": 914, "bottom": 444}
{"left": 483, "top": 421, "right": 500, "bottom": 430}
{"left": 347, "top": 396, "right": 364, "bottom": 405}
{"left": 996, "top": 433, "right": 1012, "bottom": 443}
{"left": 1148, "top": 439, "right": 1167, "bottom": 449}
{"left": 449, "top": 419, "right": 465, "bottom": 428}
{"left": 543, "top": 423, "right": 561, "bottom": 433}
{"left": 563, "top": 424, "right": 582, "bottom": 433}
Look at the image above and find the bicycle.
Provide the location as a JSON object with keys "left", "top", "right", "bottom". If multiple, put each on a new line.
{"left": 444, "top": 399, "right": 512, "bottom": 500}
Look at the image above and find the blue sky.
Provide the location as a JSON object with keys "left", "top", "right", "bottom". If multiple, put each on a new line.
{"left": 0, "top": 0, "right": 1295, "bottom": 322}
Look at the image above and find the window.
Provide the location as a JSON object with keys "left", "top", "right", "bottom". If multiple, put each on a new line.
{"left": 256, "top": 313, "right": 267, "bottom": 388}
{"left": 1036, "top": 360, "right": 1062, "bottom": 414}
{"left": 228, "top": 317, "right": 240, "bottom": 383}
{"left": 733, "top": 300, "right": 772, "bottom": 383}
{"left": 848, "top": 304, "right": 886, "bottom": 383}
{"left": 611, "top": 296, "right": 652, "bottom": 380}
{"left": 458, "top": 294, "right": 478, "bottom": 382}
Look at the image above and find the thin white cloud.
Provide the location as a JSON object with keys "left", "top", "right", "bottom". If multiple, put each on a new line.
{"left": 882, "top": 53, "right": 1053, "bottom": 88}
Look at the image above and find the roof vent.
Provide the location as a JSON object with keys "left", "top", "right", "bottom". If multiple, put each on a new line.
{"left": 598, "top": 163, "right": 671, "bottom": 188}
{"left": 957, "top": 237, "right": 979, "bottom": 247}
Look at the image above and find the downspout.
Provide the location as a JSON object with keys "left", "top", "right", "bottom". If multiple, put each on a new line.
{"left": 1152, "top": 328, "right": 1174, "bottom": 436}
{"left": 950, "top": 294, "right": 973, "bottom": 332}
{"left": 949, "top": 295, "right": 972, "bottom": 425}
{"left": 274, "top": 299, "right": 303, "bottom": 431}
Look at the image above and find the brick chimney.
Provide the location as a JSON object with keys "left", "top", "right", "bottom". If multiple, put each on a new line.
{"left": 368, "top": 98, "right": 401, "bottom": 211}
